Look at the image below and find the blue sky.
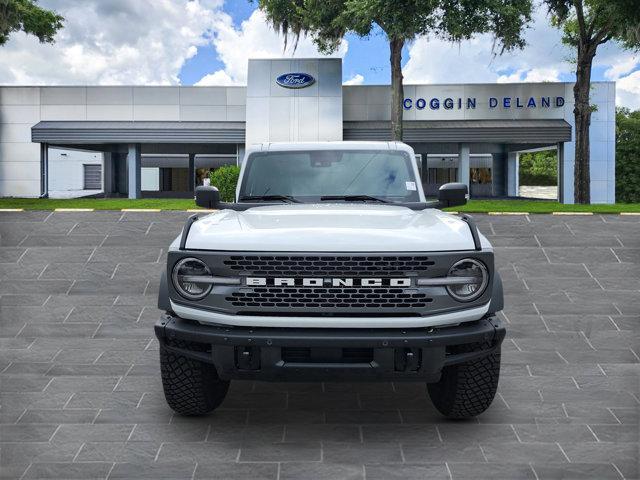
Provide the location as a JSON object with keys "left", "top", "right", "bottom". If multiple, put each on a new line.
{"left": 179, "top": 1, "right": 402, "bottom": 86}
{"left": 178, "top": 0, "right": 623, "bottom": 87}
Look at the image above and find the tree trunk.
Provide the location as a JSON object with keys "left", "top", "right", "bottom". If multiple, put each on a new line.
{"left": 390, "top": 37, "right": 405, "bottom": 141}
{"left": 573, "top": 46, "right": 595, "bottom": 204}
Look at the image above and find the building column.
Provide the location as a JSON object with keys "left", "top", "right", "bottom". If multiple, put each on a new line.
{"left": 127, "top": 143, "right": 141, "bottom": 199}
{"left": 237, "top": 144, "right": 246, "bottom": 166}
{"left": 188, "top": 153, "right": 196, "bottom": 191}
{"left": 491, "top": 151, "right": 507, "bottom": 197}
{"left": 457, "top": 143, "right": 470, "bottom": 192}
{"left": 103, "top": 152, "right": 113, "bottom": 195}
{"left": 507, "top": 151, "right": 519, "bottom": 197}
{"left": 40, "top": 143, "right": 49, "bottom": 198}
{"left": 557, "top": 142, "right": 565, "bottom": 203}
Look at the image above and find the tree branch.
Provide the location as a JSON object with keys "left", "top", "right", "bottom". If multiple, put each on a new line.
{"left": 593, "top": 20, "right": 614, "bottom": 45}
{"left": 573, "top": 0, "right": 587, "bottom": 43}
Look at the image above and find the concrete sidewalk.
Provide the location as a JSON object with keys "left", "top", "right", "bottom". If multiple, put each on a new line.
{"left": 0, "top": 211, "right": 638, "bottom": 479}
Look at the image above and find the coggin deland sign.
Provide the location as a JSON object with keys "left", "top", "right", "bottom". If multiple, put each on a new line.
{"left": 274, "top": 70, "right": 566, "bottom": 112}
{"left": 403, "top": 95, "right": 565, "bottom": 110}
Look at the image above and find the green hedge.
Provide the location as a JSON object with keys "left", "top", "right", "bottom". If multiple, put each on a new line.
{"left": 616, "top": 108, "right": 640, "bottom": 203}
{"left": 519, "top": 150, "right": 558, "bottom": 186}
{"left": 209, "top": 165, "right": 240, "bottom": 202}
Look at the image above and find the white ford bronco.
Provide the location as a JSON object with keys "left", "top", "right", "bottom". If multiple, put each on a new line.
{"left": 156, "top": 141, "right": 505, "bottom": 419}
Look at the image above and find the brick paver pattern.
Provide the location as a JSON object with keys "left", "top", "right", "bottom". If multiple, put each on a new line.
{"left": 0, "top": 211, "right": 638, "bottom": 479}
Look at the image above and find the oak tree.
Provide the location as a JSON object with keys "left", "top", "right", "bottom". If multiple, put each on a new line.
{"left": 545, "top": 0, "right": 640, "bottom": 203}
{"left": 0, "top": 0, "right": 63, "bottom": 46}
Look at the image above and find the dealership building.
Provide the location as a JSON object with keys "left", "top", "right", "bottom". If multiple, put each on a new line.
{"left": 0, "top": 58, "right": 616, "bottom": 203}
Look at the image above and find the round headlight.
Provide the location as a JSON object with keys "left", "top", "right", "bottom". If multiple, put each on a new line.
{"left": 172, "top": 258, "right": 213, "bottom": 300}
{"left": 446, "top": 258, "right": 489, "bottom": 302}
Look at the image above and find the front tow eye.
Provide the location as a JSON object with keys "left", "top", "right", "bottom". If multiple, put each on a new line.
{"left": 394, "top": 347, "right": 421, "bottom": 372}
{"left": 235, "top": 346, "right": 261, "bottom": 370}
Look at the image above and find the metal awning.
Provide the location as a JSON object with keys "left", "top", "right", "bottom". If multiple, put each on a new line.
{"left": 344, "top": 120, "right": 572, "bottom": 143}
{"left": 32, "top": 121, "right": 246, "bottom": 144}
{"left": 32, "top": 119, "right": 571, "bottom": 145}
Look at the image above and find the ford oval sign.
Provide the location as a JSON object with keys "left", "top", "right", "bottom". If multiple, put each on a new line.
{"left": 276, "top": 72, "right": 315, "bottom": 89}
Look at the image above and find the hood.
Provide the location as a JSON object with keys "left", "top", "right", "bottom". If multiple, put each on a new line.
{"left": 184, "top": 204, "right": 482, "bottom": 252}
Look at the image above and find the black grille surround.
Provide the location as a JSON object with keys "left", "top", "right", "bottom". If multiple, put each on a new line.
{"left": 167, "top": 250, "right": 495, "bottom": 317}
{"left": 223, "top": 255, "right": 435, "bottom": 276}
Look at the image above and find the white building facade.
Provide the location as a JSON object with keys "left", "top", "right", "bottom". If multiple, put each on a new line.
{"left": 0, "top": 58, "right": 616, "bottom": 203}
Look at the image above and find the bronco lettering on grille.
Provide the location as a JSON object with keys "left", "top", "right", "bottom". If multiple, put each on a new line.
{"left": 245, "top": 277, "right": 412, "bottom": 287}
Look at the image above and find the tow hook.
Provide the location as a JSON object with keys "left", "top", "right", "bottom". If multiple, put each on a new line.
{"left": 395, "top": 347, "right": 421, "bottom": 372}
{"left": 235, "top": 346, "right": 261, "bottom": 370}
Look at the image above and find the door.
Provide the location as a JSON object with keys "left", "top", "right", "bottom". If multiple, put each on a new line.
{"left": 83, "top": 164, "right": 102, "bottom": 190}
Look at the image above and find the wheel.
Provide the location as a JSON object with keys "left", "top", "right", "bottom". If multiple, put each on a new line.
{"left": 160, "top": 342, "right": 230, "bottom": 415}
{"left": 427, "top": 342, "right": 500, "bottom": 419}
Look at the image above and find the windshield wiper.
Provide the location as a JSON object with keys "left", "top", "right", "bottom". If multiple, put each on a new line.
{"left": 320, "top": 195, "right": 390, "bottom": 203}
{"left": 239, "top": 195, "right": 301, "bottom": 203}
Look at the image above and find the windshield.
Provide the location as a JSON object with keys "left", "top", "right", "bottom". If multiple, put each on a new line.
{"left": 238, "top": 150, "right": 420, "bottom": 203}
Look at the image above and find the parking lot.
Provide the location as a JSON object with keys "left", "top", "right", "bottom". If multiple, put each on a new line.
{"left": 0, "top": 210, "right": 638, "bottom": 479}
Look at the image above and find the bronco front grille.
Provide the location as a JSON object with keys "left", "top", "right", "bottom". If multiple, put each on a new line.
{"left": 222, "top": 255, "right": 435, "bottom": 276}
{"left": 225, "top": 287, "right": 433, "bottom": 309}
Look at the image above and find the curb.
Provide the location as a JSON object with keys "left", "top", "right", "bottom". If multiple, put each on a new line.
{"left": 552, "top": 212, "right": 593, "bottom": 215}
{"left": 121, "top": 208, "right": 162, "bottom": 212}
{"left": 54, "top": 208, "right": 94, "bottom": 212}
{"left": 2, "top": 208, "right": 638, "bottom": 215}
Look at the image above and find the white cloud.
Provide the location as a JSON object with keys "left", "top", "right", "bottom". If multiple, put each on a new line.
{"left": 195, "top": 70, "right": 238, "bottom": 86}
{"left": 403, "top": 10, "right": 571, "bottom": 85}
{"left": 497, "top": 67, "right": 561, "bottom": 83}
{"left": 197, "top": 9, "right": 348, "bottom": 86}
{"left": 343, "top": 73, "right": 364, "bottom": 85}
{"left": 604, "top": 54, "right": 639, "bottom": 80}
{"left": 0, "top": 0, "right": 223, "bottom": 85}
{"left": 616, "top": 70, "right": 640, "bottom": 110}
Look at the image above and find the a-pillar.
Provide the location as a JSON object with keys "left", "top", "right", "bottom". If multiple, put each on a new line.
{"left": 127, "top": 143, "right": 141, "bottom": 199}
{"left": 457, "top": 143, "right": 470, "bottom": 192}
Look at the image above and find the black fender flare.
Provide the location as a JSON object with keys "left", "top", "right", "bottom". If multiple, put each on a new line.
{"left": 488, "top": 270, "right": 504, "bottom": 314}
{"left": 157, "top": 270, "right": 170, "bottom": 312}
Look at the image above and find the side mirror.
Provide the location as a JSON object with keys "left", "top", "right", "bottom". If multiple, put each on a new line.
{"left": 195, "top": 186, "right": 221, "bottom": 209}
{"left": 438, "top": 182, "right": 468, "bottom": 208}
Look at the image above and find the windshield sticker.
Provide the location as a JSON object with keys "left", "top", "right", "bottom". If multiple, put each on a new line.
{"left": 405, "top": 181, "right": 417, "bottom": 191}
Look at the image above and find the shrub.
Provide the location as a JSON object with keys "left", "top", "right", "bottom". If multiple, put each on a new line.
{"left": 519, "top": 150, "right": 558, "bottom": 186}
{"left": 616, "top": 108, "right": 640, "bottom": 203}
{"left": 209, "top": 165, "right": 240, "bottom": 202}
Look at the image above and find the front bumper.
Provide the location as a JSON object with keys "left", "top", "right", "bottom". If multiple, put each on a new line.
{"left": 155, "top": 314, "right": 505, "bottom": 382}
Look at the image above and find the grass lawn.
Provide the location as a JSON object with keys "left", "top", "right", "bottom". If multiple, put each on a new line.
{"left": 0, "top": 198, "right": 199, "bottom": 210}
{"left": 0, "top": 197, "right": 639, "bottom": 213}
{"left": 451, "top": 200, "right": 640, "bottom": 214}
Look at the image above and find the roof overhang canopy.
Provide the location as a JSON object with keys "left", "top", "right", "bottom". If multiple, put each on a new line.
{"left": 31, "top": 121, "right": 245, "bottom": 144}
{"left": 344, "top": 120, "right": 572, "bottom": 144}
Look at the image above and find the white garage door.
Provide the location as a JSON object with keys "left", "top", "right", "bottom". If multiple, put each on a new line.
{"left": 83, "top": 164, "right": 102, "bottom": 190}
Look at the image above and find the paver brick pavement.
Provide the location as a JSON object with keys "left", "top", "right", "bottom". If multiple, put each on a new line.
{"left": 0, "top": 211, "right": 638, "bottom": 479}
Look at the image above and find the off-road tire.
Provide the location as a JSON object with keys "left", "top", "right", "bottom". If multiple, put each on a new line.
{"left": 427, "top": 342, "right": 500, "bottom": 419}
{"left": 160, "top": 342, "right": 229, "bottom": 415}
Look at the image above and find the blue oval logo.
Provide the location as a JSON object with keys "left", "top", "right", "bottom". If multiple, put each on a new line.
{"left": 276, "top": 72, "right": 316, "bottom": 89}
